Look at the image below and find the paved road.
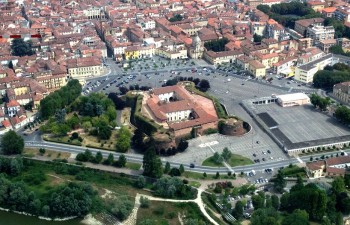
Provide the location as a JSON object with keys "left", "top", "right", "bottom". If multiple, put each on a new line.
{"left": 24, "top": 140, "right": 349, "bottom": 174}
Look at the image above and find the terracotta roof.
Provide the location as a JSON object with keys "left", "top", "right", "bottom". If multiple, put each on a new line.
{"left": 306, "top": 161, "right": 325, "bottom": 171}
{"left": 6, "top": 99, "right": 20, "bottom": 108}
{"left": 2, "top": 120, "right": 11, "bottom": 128}
{"left": 326, "top": 156, "right": 350, "bottom": 166}
{"left": 327, "top": 167, "right": 346, "bottom": 175}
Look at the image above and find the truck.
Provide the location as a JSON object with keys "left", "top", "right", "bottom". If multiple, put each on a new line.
{"left": 251, "top": 170, "right": 256, "bottom": 176}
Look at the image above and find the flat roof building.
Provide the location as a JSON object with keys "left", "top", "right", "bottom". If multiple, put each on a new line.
{"left": 276, "top": 93, "right": 310, "bottom": 107}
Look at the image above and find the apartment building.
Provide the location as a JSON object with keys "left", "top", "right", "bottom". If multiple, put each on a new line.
{"left": 294, "top": 18, "right": 324, "bottom": 37}
{"left": 67, "top": 57, "right": 103, "bottom": 80}
{"left": 248, "top": 60, "right": 266, "bottom": 78}
{"left": 306, "top": 25, "right": 335, "bottom": 46}
{"left": 334, "top": 6, "right": 350, "bottom": 23}
{"left": 294, "top": 54, "right": 332, "bottom": 83}
{"left": 333, "top": 82, "right": 350, "bottom": 104}
{"left": 319, "top": 39, "right": 336, "bottom": 53}
{"left": 203, "top": 50, "right": 243, "bottom": 66}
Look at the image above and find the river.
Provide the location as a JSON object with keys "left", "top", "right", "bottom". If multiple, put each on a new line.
{"left": 0, "top": 211, "right": 84, "bottom": 225}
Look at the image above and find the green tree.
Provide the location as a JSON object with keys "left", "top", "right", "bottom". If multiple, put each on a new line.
{"left": 198, "top": 79, "right": 210, "bottom": 92}
{"left": 143, "top": 148, "right": 163, "bottom": 178}
{"left": 136, "top": 175, "right": 146, "bottom": 188}
{"left": 1, "top": 130, "right": 24, "bottom": 155}
{"left": 273, "top": 170, "right": 286, "bottom": 193}
{"left": 116, "top": 126, "right": 131, "bottom": 152}
{"left": 252, "top": 194, "right": 265, "bottom": 209}
{"left": 332, "top": 176, "right": 345, "bottom": 195}
{"left": 11, "top": 38, "right": 35, "bottom": 56}
{"left": 253, "top": 34, "right": 263, "bottom": 42}
{"left": 281, "top": 209, "right": 309, "bottom": 225}
{"left": 221, "top": 147, "right": 232, "bottom": 161}
{"left": 140, "top": 196, "right": 149, "bottom": 208}
{"left": 271, "top": 194, "right": 280, "bottom": 210}
{"left": 234, "top": 200, "right": 244, "bottom": 219}
{"left": 95, "top": 151, "right": 103, "bottom": 164}
{"left": 179, "top": 164, "right": 185, "bottom": 174}
{"left": 321, "top": 217, "right": 332, "bottom": 225}
{"left": 164, "top": 162, "right": 171, "bottom": 174}
{"left": 118, "top": 154, "right": 127, "bottom": 167}
{"left": 39, "top": 148, "right": 46, "bottom": 156}
{"left": 215, "top": 172, "right": 220, "bottom": 179}
{"left": 212, "top": 152, "right": 223, "bottom": 164}
{"left": 103, "top": 153, "right": 114, "bottom": 165}
{"left": 250, "top": 208, "right": 279, "bottom": 225}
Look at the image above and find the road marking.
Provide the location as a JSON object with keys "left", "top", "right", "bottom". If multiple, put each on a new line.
{"left": 296, "top": 157, "right": 303, "bottom": 163}
{"left": 198, "top": 141, "right": 219, "bottom": 148}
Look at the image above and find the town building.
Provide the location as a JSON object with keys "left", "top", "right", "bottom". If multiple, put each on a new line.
{"left": 67, "top": 57, "right": 103, "bottom": 80}
{"left": 306, "top": 156, "right": 350, "bottom": 178}
{"left": 294, "top": 18, "right": 324, "bottom": 37}
{"left": 333, "top": 82, "right": 350, "bottom": 104}
{"left": 276, "top": 93, "right": 310, "bottom": 107}
{"left": 306, "top": 25, "right": 335, "bottom": 46}
{"left": 203, "top": 50, "right": 243, "bottom": 65}
{"left": 294, "top": 54, "right": 333, "bottom": 83}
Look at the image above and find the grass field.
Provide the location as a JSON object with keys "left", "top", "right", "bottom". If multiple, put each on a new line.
{"left": 125, "top": 162, "right": 142, "bottom": 170}
{"left": 202, "top": 153, "right": 253, "bottom": 167}
{"left": 22, "top": 148, "right": 71, "bottom": 159}
{"left": 136, "top": 202, "right": 209, "bottom": 225}
{"left": 182, "top": 171, "right": 236, "bottom": 180}
{"left": 281, "top": 165, "right": 306, "bottom": 177}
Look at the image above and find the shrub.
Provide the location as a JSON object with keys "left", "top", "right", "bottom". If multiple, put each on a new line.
{"left": 140, "top": 196, "right": 150, "bottom": 208}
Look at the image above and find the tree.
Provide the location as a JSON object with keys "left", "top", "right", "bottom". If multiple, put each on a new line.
{"left": 136, "top": 175, "right": 146, "bottom": 188}
{"left": 281, "top": 209, "right": 309, "bottom": 225}
{"left": 215, "top": 172, "right": 220, "bottom": 179}
{"left": 143, "top": 148, "right": 163, "bottom": 178}
{"left": 179, "top": 164, "right": 185, "bottom": 174}
{"left": 39, "top": 148, "right": 46, "bottom": 156}
{"left": 250, "top": 208, "right": 279, "bottom": 225}
{"left": 212, "top": 152, "right": 223, "bottom": 164}
{"left": 11, "top": 38, "right": 35, "bottom": 56}
{"left": 164, "top": 162, "right": 171, "bottom": 174}
{"left": 335, "top": 212, "right": 343, "bottom": 225}
{"left": 198, "top": 79, "right": 210, "bottom": 92}
{"left": 203, "top": 172, "right": 207, "bottom": 178}
{"left": 103, "top": 153, "right": 114, "bottom": 165}
{"left": 95, "top": 151, "right": 103, "bottom": 164}
{"left": 118, "top": 154, "right": 127, "bottom": 167}
{"left": 140, "top": 196, "right": 149, "bottom": 208}
{"left": 253, "top": 34, "right": 263, "bottom": 43}
{"left": 177, "top": 139, "right": 188, "bottom": 152}
{"left": 252, "top": 194, "right": 265, "bottom": 209}
{"left": 271, "top": 195, "right": 280, "bottom": 210}
{"left": 273, "top": 170, "right": 286, "bottom": 193}
{"left": 1, "top": 130, "right": 24, "bottom": 155}
{"left": 332, "top": 177, "right": 345, "bottom": 195}
{"left": 169, "top": 167, "right": 181, "bottom": 176}
{"left": 234, "top": 200, "right": 244, "bottom": 219}
{"left": 321, "top": 217, "right": 332, "bottom": 225}
{"left": 116, "top": 126, "right": 131, "bottom": 152}
{"left": 221, "top": 147, "right": 232, "bottom": 161}
{"left": 168, "top": 14, "right": 183, "bottom": 22}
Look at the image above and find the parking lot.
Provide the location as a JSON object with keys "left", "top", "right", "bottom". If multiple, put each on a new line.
{"left": 253, "top": 103, "right": 350, "bottom": 144}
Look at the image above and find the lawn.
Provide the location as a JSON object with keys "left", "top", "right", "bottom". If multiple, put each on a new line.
{"left": 202, "top": 154, "right": 253, "bottom": 167}
{"left": 44, "top": 129, "right": 120, "bottom": 151}
{"left": 281, "top": 165, "right": 306, "bottom": 177}
{"left": 136, "top": 202, "right": 209, "bottom": 225}
{"left": 182, "top": 171, "right": 236, "bottom": 180}
{"left": 23, "top": 148, "right": 71, "bottom": 159}
{"left": 125, "top": 162, "right": 142, "bottom": 170}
